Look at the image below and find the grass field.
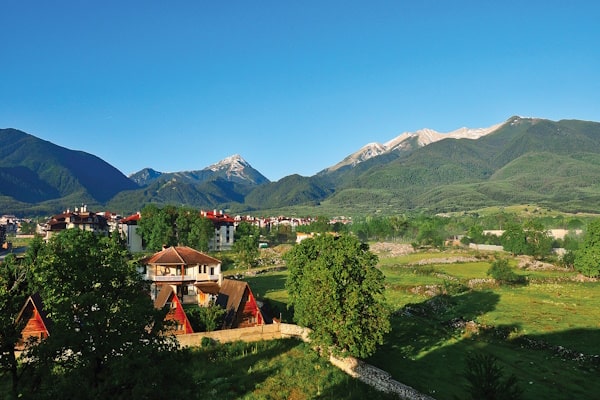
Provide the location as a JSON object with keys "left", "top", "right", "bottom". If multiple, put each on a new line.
{"left": 185, "top": 339, "right": 396, "bottom": 399}
{"left": 243, "top": 246, "right": 600, "bottom": 400}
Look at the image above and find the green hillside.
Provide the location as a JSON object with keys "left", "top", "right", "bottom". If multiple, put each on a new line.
{"left": 4, "top": 117, "right": 600, "bottom": 216}
{"left": 0, "top": 128, "right": 138, "bottom": 214}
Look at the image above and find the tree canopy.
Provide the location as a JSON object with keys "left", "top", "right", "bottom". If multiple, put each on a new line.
{"left": 138, "top": 204, "right": 214, "bottom": 251}
{"left": 574, "top": 219, "right": 600, "bottom": 278}
{"left": 233, "top": 221, "right": 260, "bottom": 268}
{"left": 0, "top": 253, "right": 31, "bottom": 398}
{"left": 285, "top": 234, "right": 390, "bottom": 358}
{"left": 18, "top": 229, "right": 190, "bottom": 399}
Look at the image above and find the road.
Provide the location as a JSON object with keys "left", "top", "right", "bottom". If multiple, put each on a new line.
{"left": 0, "top": 246, "right": 27, "bottom": 261}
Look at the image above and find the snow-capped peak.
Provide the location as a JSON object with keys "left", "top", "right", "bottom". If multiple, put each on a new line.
{"left": 208, "top": 154, "right": 249, "bottom": 172}
{"left": 324, "top": 121, "right": 504, "bottom": 173}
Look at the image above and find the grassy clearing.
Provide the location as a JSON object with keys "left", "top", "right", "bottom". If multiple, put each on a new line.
{"left": 186, "top": 339, "right": 396, "bottom": 400}
{"left": 243, "top": 248, "right": 600, "bottom": 400}
{"left": 245, "top": 270, "right": 293, "bottom": 322}
{"left": 369, "top": 249, "right": 600, "bottom": 400}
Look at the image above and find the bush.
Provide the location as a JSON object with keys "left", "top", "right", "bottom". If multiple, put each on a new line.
{"left": 487, "top": 259, "right": 526, "bottom": 285}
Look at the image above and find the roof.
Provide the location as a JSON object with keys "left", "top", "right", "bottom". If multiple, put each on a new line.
{"left": 145, "top": 246, "right": 221, "bottom": 266}
{"left": 216, "top": 279, "right": 249, "bottom": 314}
{"left": 121, "top": 213, "right": 141, "bottom": 224}
{"left": 201, "top": 210, "right": 235, "bottom": 224}
{"left": 153, "top": 285, "right": 176, "bottom": 309}
{"left": 16, "top": 293, "right": 52, "bottom": 333}
{"left": 195, "top": 281, "right": 221, "bottom": 294}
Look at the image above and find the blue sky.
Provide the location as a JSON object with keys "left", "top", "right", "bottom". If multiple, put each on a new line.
{"left": 2, "top": 1, "right": 599, "bottom": 181}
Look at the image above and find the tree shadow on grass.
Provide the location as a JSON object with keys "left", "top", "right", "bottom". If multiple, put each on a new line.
{"left": 381, "top": 290, "right": 502, "bottom": 359}
{"left": 186, "top": 338, "right": 301, "bottom": 399}
{"left": 367, "top": 288, "right": 600, "bottom": 400}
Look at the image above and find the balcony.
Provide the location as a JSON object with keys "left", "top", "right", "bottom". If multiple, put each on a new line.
{"left": 153, "top": 275, "right": 195, "bottom": 283}
{"left": 196, "top": 273, "right": 221, "bottom": 282}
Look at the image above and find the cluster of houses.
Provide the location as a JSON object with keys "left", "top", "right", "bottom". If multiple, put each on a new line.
{"left": 36, "top": 206, "right": 352, "bottom": 252}
{"left": 7, "top": 206, "right": 353, "bottom": 348}
{"left": 16, "top": 243, "right": 267, "bottom": 348}
{"left": 12, "top": 206, "right": 297, "bottom": 349}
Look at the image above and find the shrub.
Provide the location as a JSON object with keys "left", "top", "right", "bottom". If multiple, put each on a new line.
{"left": 487, "top": 258, "right": 526, "bottom": 285}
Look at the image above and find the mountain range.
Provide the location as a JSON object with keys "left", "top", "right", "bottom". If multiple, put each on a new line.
{"left": 2, "top": 116, "right": 600, "bottom": 216}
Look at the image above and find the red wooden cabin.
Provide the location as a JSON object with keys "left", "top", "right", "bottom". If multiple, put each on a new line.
{"left": 15, "top": 293, "right": 51, "bottom": 349}
{"left": 216, "top": 279, "right": 264, "bottom": 329}
{"left": 154, "top": 285, "right": 194, "bottom": 335}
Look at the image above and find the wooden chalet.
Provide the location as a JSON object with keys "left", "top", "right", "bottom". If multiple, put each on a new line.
{"left": 154, "top": 285, "right": 194, "bottom": 335}
{"left": 216, "top": 279, "right": 264, "bottom": 329}
{"left": 15, "top": 293, "right": 52, "bottom": 349}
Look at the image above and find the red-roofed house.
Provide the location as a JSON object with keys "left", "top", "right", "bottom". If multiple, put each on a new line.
{"left": 143, "top": 246, "right": 222, "bottom": 304}
{"left": 201, "top": 210, "right": 235, "bottom": 251}
{"left": 118, "top": 212, "right": 143, "bottom": 252}
{"left": 41, "top": 206, "right": 108, "bottom": 240}
{"left": 154, "top": 285, "right": 194, "bottom": 335}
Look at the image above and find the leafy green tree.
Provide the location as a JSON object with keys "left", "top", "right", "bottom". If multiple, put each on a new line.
{"left": 137, "top": 204, "right": 178, "bottom": 251}
{"left": 17, "top": 221, "right": 37, "bottom": 235}
{"left": 500, "top": 223, "right": 528, "bottom": 255}
{"left": 0, "top": 254, "right": 31, "bottom": 399}
{"left": 523, "top": 220, "right": 552, "bottom": 259}
{"left": 487, "top": 258, "right": 525, "bottom": 285}
{"left": 574, "top": 219, "right": 600, "bottom": 278}
{"left": 285, "top": 234, "right": 390, "bottom": 358}
{"left": 185, "top": 302, "right": 226, "bottom": 332}
{"left": 465, "top": 224, "right": 485, "bottom": 244}
{"left": 415, "top": 219, "right": 446, "bottom": 248}
{"left": 234, "top": 222, "right": 260, "bottom": 269}
{"left": 176, "top": 208, "right": 214, "bottom": 251}
{"left": 24, "top": 229, "right": 182, "bottom": 398}
{"left": 463, "top": 353, "right": 523, "bottom": 400}
{"left": 296, "top": 216, "right": 330, "bottom": 234}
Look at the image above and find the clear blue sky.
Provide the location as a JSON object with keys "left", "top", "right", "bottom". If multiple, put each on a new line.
{"left": 2, "top": 1, "right": 599, "bottom": 181}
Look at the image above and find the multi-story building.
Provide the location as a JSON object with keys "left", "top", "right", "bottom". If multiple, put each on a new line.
{"left": 202, "top": 210, "right": 235, "bottom": 251}
{"left": 118, "top": 212, "right": 143, "bottom": 253}
{"left": 41, "top": 206, "right": 109, "bottom": 240}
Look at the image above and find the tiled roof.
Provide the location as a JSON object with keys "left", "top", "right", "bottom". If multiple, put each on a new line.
{"left": 145, "top": 246, "right": 221, "bottom": 266}
{"left": 121, "top": 213, "right": 141, "bottom": 223}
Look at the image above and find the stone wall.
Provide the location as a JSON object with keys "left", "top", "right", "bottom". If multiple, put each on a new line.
{"left": 329, "top": 355, "right": 435, "bottom": 400}
{"left": 176, "top": 324, "right": 282, "bottom": 347}
{"left": 469, "top": 243, "right": 504, "bottom": 252}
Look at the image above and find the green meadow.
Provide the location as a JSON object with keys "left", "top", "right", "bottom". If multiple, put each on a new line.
{"left": 246, "top": 246, "right": 600, "bottom": 400}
